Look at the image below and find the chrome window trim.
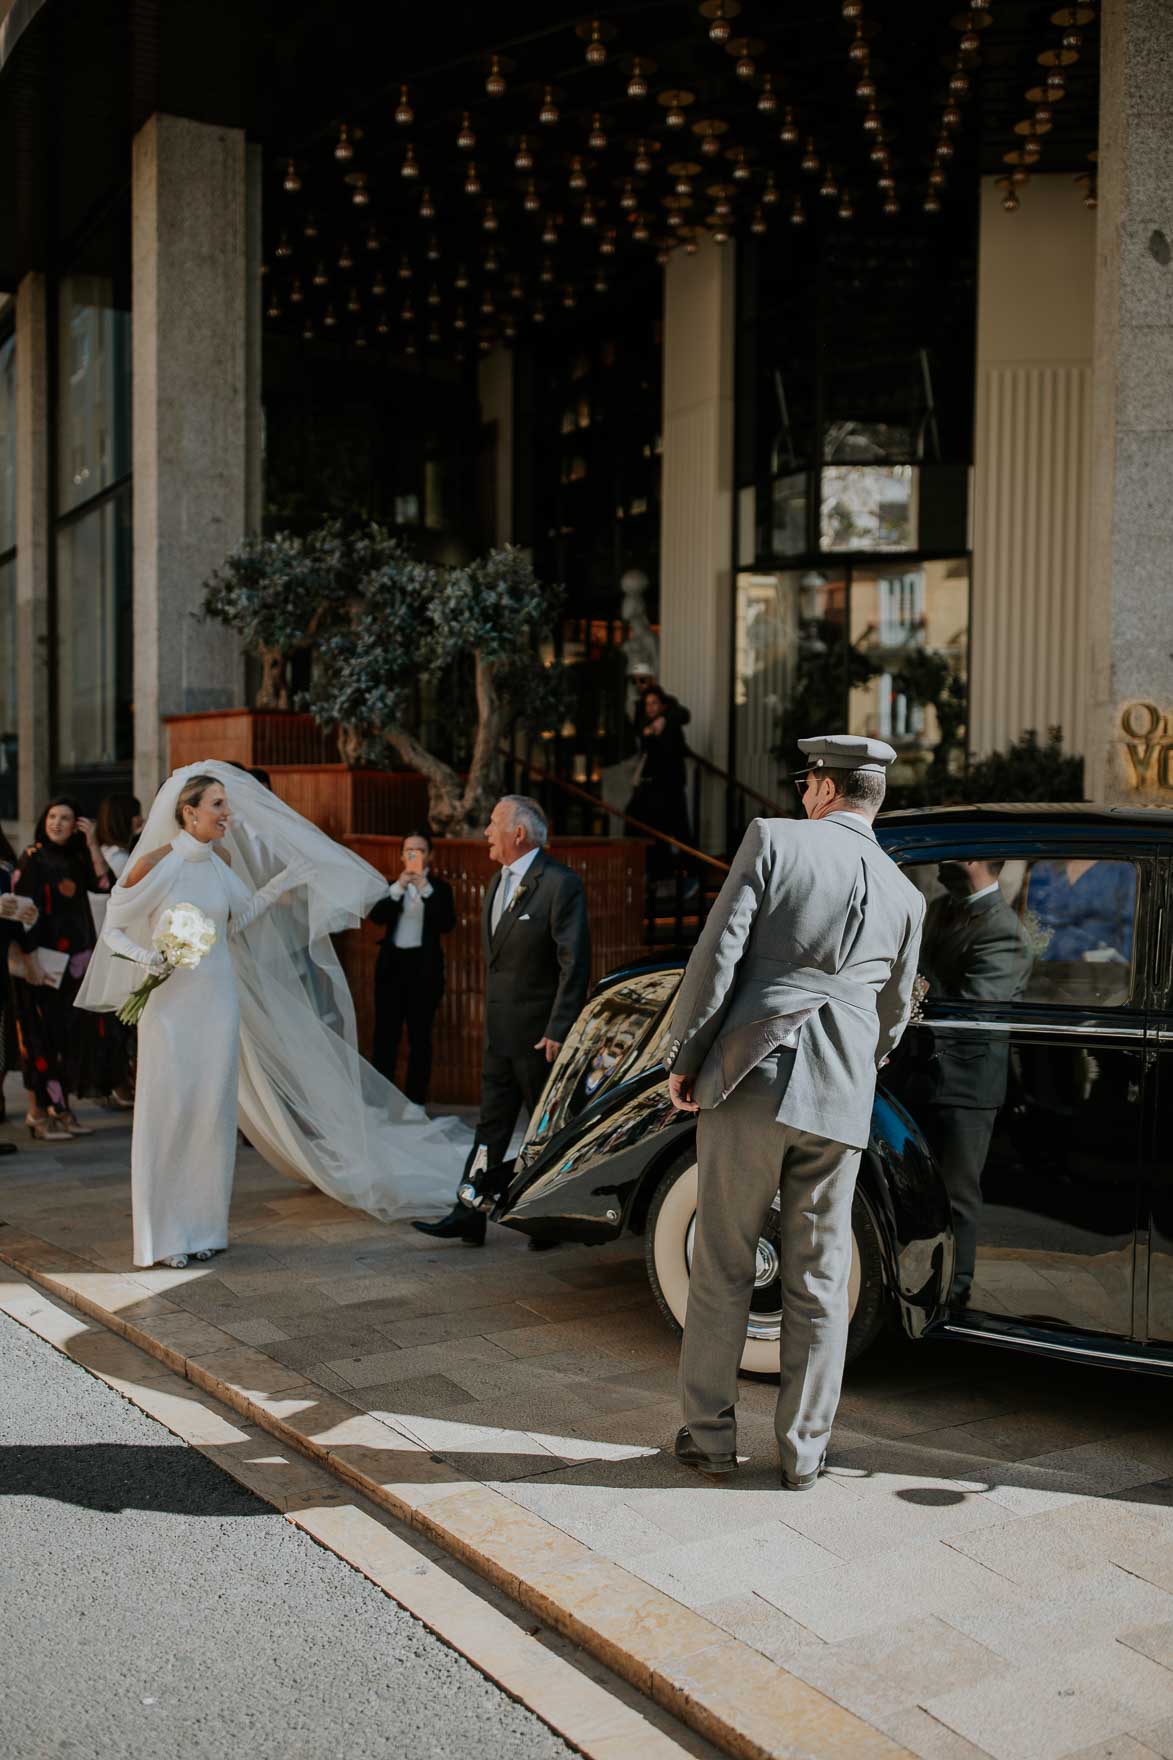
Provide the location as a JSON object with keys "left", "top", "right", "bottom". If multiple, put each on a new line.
{"left": 913, "top": 1017, "right": 1145, "bottom": 1040}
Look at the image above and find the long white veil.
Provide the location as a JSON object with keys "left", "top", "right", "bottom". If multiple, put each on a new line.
{"left": 77, "top": 760, "right": 467, "bottom": 1220}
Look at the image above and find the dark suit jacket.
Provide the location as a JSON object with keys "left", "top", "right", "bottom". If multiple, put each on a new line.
{"left": 914, "top": 888, "right": 1033, "bottom": 1111}
{"left": 482, "top": 851, "right": 591, "bottom": 1058}
{"left": 369, "top": 874, "right": 456, "bottom": 997}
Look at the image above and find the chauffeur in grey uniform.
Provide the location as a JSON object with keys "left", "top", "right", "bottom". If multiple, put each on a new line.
{"left": 664, "top": 735, "right": 925, "bottom": 1488}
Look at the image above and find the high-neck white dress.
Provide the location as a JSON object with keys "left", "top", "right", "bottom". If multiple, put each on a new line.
{"left": 130, "top": 831, "right": 252, "bottom": 1266}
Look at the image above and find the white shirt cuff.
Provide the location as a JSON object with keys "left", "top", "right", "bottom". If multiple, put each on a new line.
{"left": 418, "top": 880, "right": 433, "bottom": 899}
{"left": 389, "top": 881, "right": 406, "bottom": 901}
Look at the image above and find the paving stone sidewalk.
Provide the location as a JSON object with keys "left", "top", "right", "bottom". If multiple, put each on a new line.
{"left": 5, "top": 1094, "right": 1173, "bottom": 1760}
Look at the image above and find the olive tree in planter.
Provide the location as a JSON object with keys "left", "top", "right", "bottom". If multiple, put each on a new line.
{"left": 201, "top": 521, "right": 401, "bottom": 709}
{"left": 304, "top": 542, "right": 565, "bottom": 836}
{"left": 204, "top": 523, "right": 565, "bottom": 835}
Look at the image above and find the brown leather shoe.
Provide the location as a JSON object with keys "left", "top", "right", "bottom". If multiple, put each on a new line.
{"left": 674, "top": 1426, "right": 738, "bottom": 1476}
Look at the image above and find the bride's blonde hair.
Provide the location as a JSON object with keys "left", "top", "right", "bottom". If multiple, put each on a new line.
{"left": 174, "top": 773, "right": 220, "bottom": 828}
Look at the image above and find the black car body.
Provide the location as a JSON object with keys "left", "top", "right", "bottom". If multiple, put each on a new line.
{"left": 464, "top": 806, "right": 1173, "bottom": 1377}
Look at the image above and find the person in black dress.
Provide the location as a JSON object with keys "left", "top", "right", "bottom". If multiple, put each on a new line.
{"left": 12, "top": 798, "right": 114, "bottom": 1138}
{"left": 0, "top": 826, "right": 39, "bottom": 1150}
{"left": 629, "top": 686, "right": 694, "bottom": 882}
{"left": 368, "top": 828, "right": 456, "bottom": 1108}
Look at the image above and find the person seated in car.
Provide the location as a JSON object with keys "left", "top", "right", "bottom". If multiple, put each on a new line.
{"left": 914, "top": 858, "right": 1033, "bottom": 1308}
{"left": 1026, "top": 858, "right": 1136, "bottom": 965}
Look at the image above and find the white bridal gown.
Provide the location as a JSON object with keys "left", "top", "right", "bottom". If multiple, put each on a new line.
{"left": 79, "top": 760, "right": 468, "bottom": 1266}
{"left": 130, "top": 830, "right": 252, "bottom": 1266}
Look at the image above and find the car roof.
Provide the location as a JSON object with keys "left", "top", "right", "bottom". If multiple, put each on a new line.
{"left": 873, "top": 802, "right": 1162, "bottom": 848}
{"left": 878, "top": 802, "right": 1173, "bottom": 828}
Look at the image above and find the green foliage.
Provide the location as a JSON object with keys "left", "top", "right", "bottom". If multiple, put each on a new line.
{"left": 302, "top": 542, "right": 564, "bottom": 743}
{"left": 202, "top": 522, "right": 565, "bottom": 830}
{"left": 202, "top": 520, "right": 403, "bottom": 657}
{"left": 772, "top": 623, "right": 882, "bottom": 764}
{"left": 889, "top": 649, "right": 967, "bottom": 756}
{"left": 890, "top": 726, "right": 1085, "bottom": 808}
{"left": 957, "top": 726, "right": 1085, "bottom": 803}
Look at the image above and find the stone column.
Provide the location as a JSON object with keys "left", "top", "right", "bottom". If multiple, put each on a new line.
{"left": 659, "top": 239, "right": 736, "bottom": 845}
{"left": 1087, "top": 0, "right": 1173, "bottom": 802}
{"left": 132, "top": 113, "right": 249, "bottom": 803}
{"left": 970, "top": 177, "right": 1095, "bottom": 763}
{"left": 13, "top": 272, "right": 51, "bottom": 834}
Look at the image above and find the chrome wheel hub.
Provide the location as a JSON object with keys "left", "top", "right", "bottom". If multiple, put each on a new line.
{"left": 754, "top": 1236, "right": 780, "bottom": 1289}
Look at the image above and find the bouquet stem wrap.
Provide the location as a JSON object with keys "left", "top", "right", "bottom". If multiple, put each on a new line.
{"left": 116, "top": 902, "right": 217, "bottom": 1025}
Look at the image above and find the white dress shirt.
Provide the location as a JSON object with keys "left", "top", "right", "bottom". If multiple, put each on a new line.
{"left": 491, "top": 844, "right": 540, "bottom": 933}
{"left": 387, "top": 874, "right": 434, "bottom": 948}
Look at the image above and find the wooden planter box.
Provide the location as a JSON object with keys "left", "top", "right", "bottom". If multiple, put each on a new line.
{"left": 166, "top": 709, "right": 337, "bottom": 769}
{"left": 339, "top": 836, "right": 648, "bottom": 1106}
{"left": 166, "top": 712, "right": 429, "bottom": 838}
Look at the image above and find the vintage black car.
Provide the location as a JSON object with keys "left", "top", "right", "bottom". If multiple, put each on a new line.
{"left": 463, "top": 805, "right": 1173, "bottom": 1376}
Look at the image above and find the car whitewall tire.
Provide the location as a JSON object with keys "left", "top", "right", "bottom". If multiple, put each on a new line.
{"left": 644, "top": 1149, "right": 886, "bottom": 1375}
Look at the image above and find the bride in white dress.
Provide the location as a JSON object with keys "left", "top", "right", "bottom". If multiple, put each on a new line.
{"left": 77, "top": 762, "right": 465, "bottom": 1268}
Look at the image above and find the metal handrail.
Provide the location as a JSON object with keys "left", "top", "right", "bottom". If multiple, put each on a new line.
{"left": 502, "top": 746, "right": 730, "bottom": 875}
{"left": 686, "top": 747, "right": 789, "bottom": 818}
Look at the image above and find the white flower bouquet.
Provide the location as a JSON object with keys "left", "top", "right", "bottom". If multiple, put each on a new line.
{"left": 115, "top": 902, "right": 218, "bottom": 1025}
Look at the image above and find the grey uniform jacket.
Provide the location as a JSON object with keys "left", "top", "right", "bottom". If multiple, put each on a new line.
{"left": 664, "top": 813, "right": 925, "bottom": 1151}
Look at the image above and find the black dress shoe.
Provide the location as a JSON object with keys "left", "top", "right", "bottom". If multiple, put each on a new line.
{"left": 411, "top": 1206, "right": 486, "bottom": 1248}
{"left": 674, "top": 1425, "right": 739, "bottom": 1476}
{"left": 0, "top": 1141, "right": 16, "bottom": 1157}
{"left": 781, "top": 1454, "right": 827, "bottom": 1492}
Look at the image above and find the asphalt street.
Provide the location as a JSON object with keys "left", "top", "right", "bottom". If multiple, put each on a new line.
{"left": 0, "top": 1310, "right": 573, "bottom": 1760}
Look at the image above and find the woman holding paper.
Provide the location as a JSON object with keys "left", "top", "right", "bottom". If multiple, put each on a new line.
{"left": 12, "top": 798, "right": 113, "bottom": 1138}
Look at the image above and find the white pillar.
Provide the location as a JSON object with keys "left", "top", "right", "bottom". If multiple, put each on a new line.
{"left": 969, "top": 177, "right": 1095, "bottom": 763}
{"left": 1087, "top": 0, "right": 1173, "bottom": 802}
{"left": 132, "top": 113, "right": 249, "bottom": 803}
{"left": 13, "top": 272, "right": 51, "bottom": 833}
{"left": 659, "top": 239, "right": 735, "bottom": 843}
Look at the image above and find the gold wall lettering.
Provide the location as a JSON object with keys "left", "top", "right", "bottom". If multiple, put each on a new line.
{"left": 1118, "top": 702, "right": 1173, "bottom": 790}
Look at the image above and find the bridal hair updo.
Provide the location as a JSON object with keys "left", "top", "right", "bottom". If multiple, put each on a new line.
{"left": 174, "top": 773, "right": 221, "bottom": 829}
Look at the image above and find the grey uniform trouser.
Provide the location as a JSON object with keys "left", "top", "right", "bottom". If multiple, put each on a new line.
{"left": 679, "top": 1054, "right": 862, "bottom": 1479}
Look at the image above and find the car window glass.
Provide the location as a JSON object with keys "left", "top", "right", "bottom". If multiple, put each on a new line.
{"left": 522, "top": 968, "right": 682, "bottom": 1158}
{"left": 902, "top": 857, "right": 1138, "bottom": 1010}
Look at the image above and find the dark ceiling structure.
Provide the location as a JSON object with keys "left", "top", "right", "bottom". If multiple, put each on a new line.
{"left": 0, "top": 0, "right": 1100, "bottom": 361}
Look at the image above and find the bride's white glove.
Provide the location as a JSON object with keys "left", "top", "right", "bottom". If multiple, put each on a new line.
{"left": 229, "top": 856, "right": 314, "bottom": 940}
{"left": 104, "top": 924, "right": 169, "bottom": 977}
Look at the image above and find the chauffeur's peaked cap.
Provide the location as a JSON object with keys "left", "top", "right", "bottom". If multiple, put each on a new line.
{"left": 794, "top": 734, "right": 898, "bottom": 777}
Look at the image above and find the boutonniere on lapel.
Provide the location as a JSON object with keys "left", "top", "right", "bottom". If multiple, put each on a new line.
{"left": 507, "top": 881, "right": 530, "bottom": 914}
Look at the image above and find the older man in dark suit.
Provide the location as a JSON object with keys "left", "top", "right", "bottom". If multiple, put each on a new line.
{"left": 413, "top": 795, "right": 590, "bottom": 1248}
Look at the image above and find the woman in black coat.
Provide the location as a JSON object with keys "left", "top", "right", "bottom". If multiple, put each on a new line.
{"left": 12, "top": 798, "right": 114, "bottom": 1138}
{"left": 628, "top": 687, "right": 694, "bottom": 882}
{"left": 0, "top": 826, "right": 39, "bottom": 1149}
{"left": 368, "top": 828, "right": 456, "bottom": 1108}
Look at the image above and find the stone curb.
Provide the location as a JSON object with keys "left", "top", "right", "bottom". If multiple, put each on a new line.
{"left": 0, "top": 1228, "right": 910, "bottom": 1760}
{"left": 0, "top": 1260, "right": 703, "bottom": 1760}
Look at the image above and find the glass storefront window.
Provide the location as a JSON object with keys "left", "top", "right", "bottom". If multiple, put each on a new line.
{"left": 0, "top": 558, "right": 16, "bottom": 821}
{"left": 820, "top": 464, "right": 915, "bottom": 552}
{"left": 0, "top": 331, "right": 15, "bottom": 554}
{"left": 57, "top": 276, "right": 131, "bottom": 516}
{"left": 55, "top": 490, "right": 133, "bottom": 770}
{"left": 733, "top": 560, "right": 969, "bottom": 802}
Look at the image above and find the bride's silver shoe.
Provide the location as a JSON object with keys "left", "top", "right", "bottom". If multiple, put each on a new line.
{"left": 161, "top": 1254, "right": 189, "bottom": 1269}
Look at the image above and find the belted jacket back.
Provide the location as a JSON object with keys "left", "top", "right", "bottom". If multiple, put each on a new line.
{"left": 664, "top": 812, "right": 925, "bottom": 1150}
